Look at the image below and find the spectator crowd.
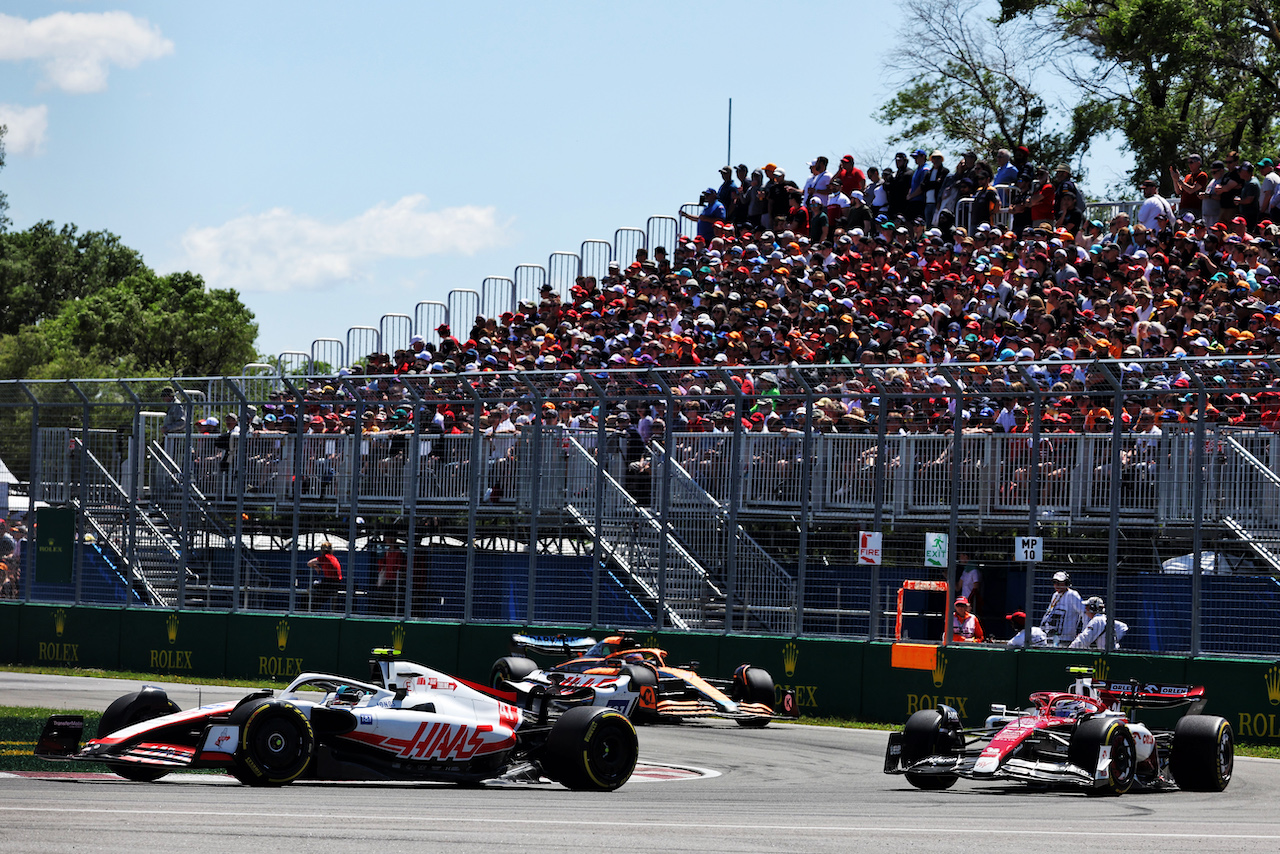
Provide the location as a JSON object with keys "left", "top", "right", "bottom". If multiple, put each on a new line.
{"left": 181, "top": 148, "right": 1280, "bottom": 445}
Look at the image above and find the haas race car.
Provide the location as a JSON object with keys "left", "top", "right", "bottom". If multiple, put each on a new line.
{"left": 35, "top": 649, "right": 637, "bottom": 791}
{"left": 491, "top": 633, "right": 797, "bottom": 727}
{"left": 885, "top": 667, "right": 1233, "bottom": 794}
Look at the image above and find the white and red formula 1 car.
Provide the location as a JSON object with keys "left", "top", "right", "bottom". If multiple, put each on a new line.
{"left": 884, "top": 667, "right": 1233, "bottom": 794}
{"left": 35, "top": 648, "right": 637, "bottom": 791}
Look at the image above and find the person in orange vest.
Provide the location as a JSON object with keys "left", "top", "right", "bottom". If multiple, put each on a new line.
{"left": 949, "top": 596, "right": 984, "bottom": 642}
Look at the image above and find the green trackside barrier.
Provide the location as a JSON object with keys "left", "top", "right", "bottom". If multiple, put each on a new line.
{"left": 0, "top": 603, "right": 18, "bottom": 664}
{"left": 117, "top": 610, "right": 229, "bottom": 678}
{"left": 1185, "top": 657, "right": 1280, "bottom": 744}
{"left": 716, "top": 634, "right": 857, "bottom": 718}
{"left": 335, "top": 619, "right": 462, "bottom": 677}
{"left": 6, "top": 604, "right": 1278, "bottom": 745}
{"left": 861, "top": 642, "right": 1019, "bottom": 727}
{"left": 224, "top": 613, "right": 342, "bottom": 682}
{"left": 18, "top": 604, "right": 121, "bottom": 671}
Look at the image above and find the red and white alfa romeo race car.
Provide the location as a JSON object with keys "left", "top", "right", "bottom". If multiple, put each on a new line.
{"left": 884, "top": 668, "right": 1233, "bottom": 794}
{"left": 35, "top": 649, "right": 638, "bottom": 791}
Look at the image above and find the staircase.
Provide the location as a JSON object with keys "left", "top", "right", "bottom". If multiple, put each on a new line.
{"left": 562, "top": 436, "right": 721, "bottom": 630}
{"left": 149, "top": 440, "right": 273, "bottom": 606}
{"left": 66, "top": 437, "right": 187, "bottom": 606}
{"left": 1218, "top": 435, "right": 1280, "bottom": 573}
{"left": 653, "top": 440, "right": 796, "bottom": 634}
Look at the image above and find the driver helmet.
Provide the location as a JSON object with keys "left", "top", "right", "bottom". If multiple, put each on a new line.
{"left": 1053, "top": 697, "right": 1089, "bottom": 717}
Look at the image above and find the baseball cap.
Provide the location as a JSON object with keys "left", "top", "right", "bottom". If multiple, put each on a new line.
{"left": 1052, "top": 571, "right": 1069, "bottom": 583}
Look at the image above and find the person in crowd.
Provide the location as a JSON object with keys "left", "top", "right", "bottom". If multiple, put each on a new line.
{"left": 1040, "top": 570, "right": 1085, "bottom": 645}
{"left": 307, "top": 541, "right": 344, "bottom": 611}
{"left": 1005, "top": 611, "right": 1048, "bottom": 648}
{"left": 949, "top": 596, "right": 984, "bottom": 642}
{"left": 1069, "top": 596, "right": 1129, "bottom": 649}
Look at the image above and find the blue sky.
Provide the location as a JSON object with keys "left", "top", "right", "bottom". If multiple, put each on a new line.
{"left": 1, "top": 2, "right": 1130, "bottom": 363}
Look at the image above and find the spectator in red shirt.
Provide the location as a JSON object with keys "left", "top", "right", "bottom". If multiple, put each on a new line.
{"left": 307, "top": 541, "right": 343, "bottom": 611}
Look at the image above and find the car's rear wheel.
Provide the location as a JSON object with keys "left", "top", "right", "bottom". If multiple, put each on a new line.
{"left": 490, "top": 655, "right": 537, "bottom": 688}
{"left": 1069, "top": 718, "right": 1136, "bottom": 795}
{"left": 730, "top": 665, "right": 775, "bottom": 728}
{"left": 902, "top": 709, "right": 959, "bottom": 790}
{"left": 229, "top": 699, "right": 314, "bottom": 787}
{"left": 98, "top": 688, "right": 182, "bottom": 782}
{"left": 540, "top": 706, "right": 638, "bottom": 791}
{"left": 1170, "top": 715, "right": 1233, "bottom": 791}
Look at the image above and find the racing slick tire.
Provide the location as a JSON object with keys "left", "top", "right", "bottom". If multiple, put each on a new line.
{"left": 98, "top": 688, "right": 181, "bottom": 782}
{"left": 540, "top": 706, "right": 638, "bottom": 791}
{"left": 1170, "top": 715, "right": 1233, "bottom": 792}
{"left": 730, "top": 665, "right": 776, "bottom": 728}
{"left": 490, "top": 655, "right": 537, "bottom": 689}
{"left": 229, "top": 699, "right": 315, "bottom": 787}
{"left": 1068, "top": 718, "right": 1136, "bottom": 796}
{"left": 901, "top": 709, "right": 959, "bottom": 790}
{"left": 620, "top": 664, "right": 659, "bottom": 722}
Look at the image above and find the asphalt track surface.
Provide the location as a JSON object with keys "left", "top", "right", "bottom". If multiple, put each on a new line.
{"left": 2, "top": 672, "right": 1279, "bottom": 853}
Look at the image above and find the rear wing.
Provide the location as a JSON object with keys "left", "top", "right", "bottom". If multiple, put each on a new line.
{"left": 1094, "top": 680, "right": 1208, "bottom": 713}
{"left": 511, "top": 633, "right": 597, "bottom": 657}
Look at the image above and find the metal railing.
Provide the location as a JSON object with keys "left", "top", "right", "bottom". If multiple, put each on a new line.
{"left": 5, "top": 361, "right": 1280, "bottom": 657}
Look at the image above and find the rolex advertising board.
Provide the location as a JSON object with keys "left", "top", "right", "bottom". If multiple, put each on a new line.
{"left": 715, "top": 634, "right": 860, "bottom": 718}
{"left": 117, "top": 610, "right": 228, "bottom": 676}
{"left": 335, "top": 619, "right": 462, "bottom": 677}
{"left": 224, "top": 613, "right": 340, "bottom": 681}
{"left": 18, "top": 603, "right": 121, "bottom": 670}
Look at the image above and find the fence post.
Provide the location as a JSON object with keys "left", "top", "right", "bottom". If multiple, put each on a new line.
{"left": 1189, "top": 376, "right": 1209, "bottom": 655}
{"left": 118, "top": 380, "right": 143, "bottom": 610}
{"left": 795, "top": 373, "right": 816, "bottom": 637}
{"left": 464, "top": 397, "right": 483, "bottom": 625}
{"left": 19, "top": 382, "right": 40, "bottom": 601}
{"left": 70, "top": 381, "right": 90, "bottom": 606}
{"left": 225, "top": 378, "right": 251, "bottom": 612}
{"left": 869, "top": 376, "right": 890, "bottom": 640}
{"left": 720, "top": 368, "right": 745, "bottom": 635}
{"left": 584, "top": 374, "right": 609, "bottom": 629}
{"left": 286, "top": 378, "right": 311, "bottom": 614}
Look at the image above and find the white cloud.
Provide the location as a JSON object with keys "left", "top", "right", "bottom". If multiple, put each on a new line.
{"left": 0, "top": 12, "right": 173, "bottom": 94}
{"left": 181, "top": 195, "right": 507, "bottom": 294}
{"left": 0, "top": 103, "right": 48, "bottom": 154}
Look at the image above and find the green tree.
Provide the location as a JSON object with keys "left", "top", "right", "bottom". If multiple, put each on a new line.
{"left": 875, "top": 0, "right": 1098, "bottom": 175}
{"left": 0, "top": 222, "right": 258, "bottom": 380}
{"left": 997, "top": 0, "right": 1280, "bottom": 190}
{"left": 0, "top": 124, "right": 9, "bottom": 232}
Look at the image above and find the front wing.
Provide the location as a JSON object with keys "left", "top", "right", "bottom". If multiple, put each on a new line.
{"left": 884, "top": 729, "right": 1104, "bottom": 789}
{"left": 36, "top": 714, "right": 240, "bottom": 771}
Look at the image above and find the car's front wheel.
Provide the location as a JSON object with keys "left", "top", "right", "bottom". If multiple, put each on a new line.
{"left": 730, "top": 665, "right": 775, "bottom": 728}
{"left": 1069, "top": 718, "right": 1136, "bottom": 795}
{"left": 901, "top": 708, "right": 959, "bottom": 790}
{"left": 229, "top": 699, "right": 314, "bottom": 787}
{"left": 540, "top": 706, "right": 638, "bottom": 791}
{"left": 98, "top": 688, "right": 181, "bottom": 782}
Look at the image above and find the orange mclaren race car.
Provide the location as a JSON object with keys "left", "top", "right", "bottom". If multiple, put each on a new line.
{"left": 491, "top": 633, "right": 796, "bottom": 727}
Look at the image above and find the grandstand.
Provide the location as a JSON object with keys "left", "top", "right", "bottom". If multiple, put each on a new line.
{"left": 4, "top": 154, "right": 1280, "bottom": 658}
